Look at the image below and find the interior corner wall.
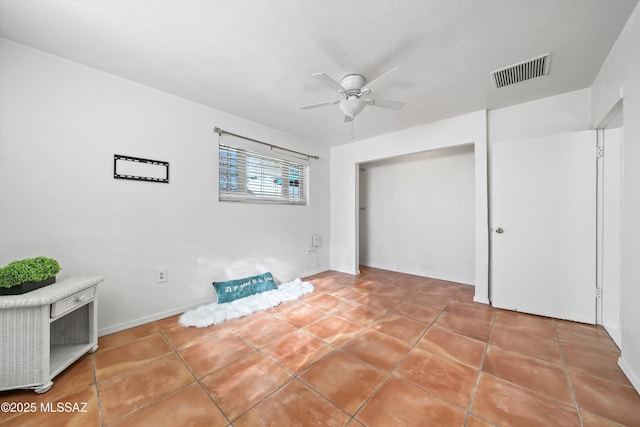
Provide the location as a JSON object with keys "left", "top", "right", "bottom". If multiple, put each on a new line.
{"left": 330, "top": 110, "right": 489, "bottom": 304}
{"left": 590, "top": 2, "right": 640, "bottom": 392}
{"left": 359, "top": 145, "right": 475, "bottom": 284}
{"left": 0, "top": 38, "right": 330, "bottom": 335}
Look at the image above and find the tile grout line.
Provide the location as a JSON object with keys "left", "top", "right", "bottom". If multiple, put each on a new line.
{"left": 463, "top": 307, "right": 497, "bottom": 427}
{"left": 347, "top": 297, "right": 455, "bottom": 423}
{"left": 158, "top": 328, "right": 238, "bottom": 425}
{"left": 104, "top": 327, "right": 231, "bottom": 426}
{"left": 254, "top": 278, "right": 440, "bottom": 424}
{"left": 216, "top": 304, "right": 357, "bottom": 424}
{"left": 161, "top": 325, "right": 233, "bottom": 426}
{"left": 349, "top": 293, "right": 490, "bottom": 420}
{"left": 296, "top": 284, "right": 400, "bottom": 426}
{"left": 554, "top": 318, "right": 585, "bottom": 427}
{"left": 94, "top": 331, "right": 162, "bottom": 426}
{"left": 220, "top": 305, "right": 354, "bottom": 425}
{"left": 90, "top": 354, "right": 105, "bottom": 427}
{"left": 219, "top": 313, "right": 294, "bottom": 425}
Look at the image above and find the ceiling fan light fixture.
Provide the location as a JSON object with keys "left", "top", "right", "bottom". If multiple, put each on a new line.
{"left": 339, "top": 96, "right": 366, "bottom": 118}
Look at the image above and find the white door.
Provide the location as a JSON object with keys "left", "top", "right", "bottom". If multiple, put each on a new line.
{"left": 491, "top": 130, "right": 597, "bottom": 323}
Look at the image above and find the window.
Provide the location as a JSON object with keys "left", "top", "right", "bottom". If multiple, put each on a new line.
{"left": 219, "top": 144, "right": 307, "bottom": 205}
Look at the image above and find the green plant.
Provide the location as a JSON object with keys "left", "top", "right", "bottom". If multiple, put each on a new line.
{"left": 0, "top": 257, "right": 61, "bottom": 289}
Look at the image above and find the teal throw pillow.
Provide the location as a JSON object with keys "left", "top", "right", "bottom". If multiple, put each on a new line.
{"left": 213, "top": 272, "right": 277, "bottom": 304}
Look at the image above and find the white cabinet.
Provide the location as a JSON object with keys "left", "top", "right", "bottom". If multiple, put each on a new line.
{"left": 0, "top": 276, "right": 104, "bottom": 393}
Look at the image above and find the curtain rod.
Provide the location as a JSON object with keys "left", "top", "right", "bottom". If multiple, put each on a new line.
{"left": 214, "top": 127, "right": 319, "bottom": 160}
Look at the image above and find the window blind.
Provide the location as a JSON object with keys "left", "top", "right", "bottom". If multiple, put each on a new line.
{"left": 219, "top": 144, "right": 308, "bottom": 205}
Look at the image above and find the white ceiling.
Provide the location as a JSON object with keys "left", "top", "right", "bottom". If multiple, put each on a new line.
{"left": 0, "top": 0, "right": 637, "bottom": 146}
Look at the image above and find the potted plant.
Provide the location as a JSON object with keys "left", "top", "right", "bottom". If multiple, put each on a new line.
{"left": 0, "top": 256, "right": 61, "bottom": 295}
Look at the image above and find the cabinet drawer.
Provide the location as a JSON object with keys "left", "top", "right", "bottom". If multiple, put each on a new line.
{"left": 51, "top": 287, "right": 96, "bottom": 318}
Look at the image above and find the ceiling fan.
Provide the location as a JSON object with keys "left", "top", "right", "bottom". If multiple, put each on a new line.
{"left": 300, "top": 68, "right": 405, "bottom": 122}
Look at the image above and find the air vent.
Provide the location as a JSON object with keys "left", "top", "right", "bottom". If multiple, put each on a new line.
{"left": 491, "top": 53, "right": 551, "bottom": 89}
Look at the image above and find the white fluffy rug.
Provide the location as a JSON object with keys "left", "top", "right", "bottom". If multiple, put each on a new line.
{"left": 179, "top": 278, "right": 314, "bottom": 328}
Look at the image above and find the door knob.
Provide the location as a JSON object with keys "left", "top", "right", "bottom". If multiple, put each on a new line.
{"left": 495, "top": 227, "right": 504, "bottom": 234}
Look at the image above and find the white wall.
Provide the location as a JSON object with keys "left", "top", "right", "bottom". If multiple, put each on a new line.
{"left": 359, "top": 145, "right": 475, "bottom": 284}
{"left": 0, "top": 39, "right": 330, "bottom": 335}
{"left": 330, "top": 111, "right": 489, "bottom": 303}
{"left": 590, "top": 2, "right": 640, "bottom": 392}
{"left": 488, "top": 89, "right": 591, "bottom": 143}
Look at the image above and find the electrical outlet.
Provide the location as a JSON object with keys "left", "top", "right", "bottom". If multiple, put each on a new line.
{"left": 156, "top": 269, "right": 167, "bottom": 284}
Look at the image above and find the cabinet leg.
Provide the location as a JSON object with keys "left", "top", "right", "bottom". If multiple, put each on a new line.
{"left": 34, "top": 381, "right": 53, "bottom": 394}
{"left": 89, "top": 345, "right": 99, "bottom": 354}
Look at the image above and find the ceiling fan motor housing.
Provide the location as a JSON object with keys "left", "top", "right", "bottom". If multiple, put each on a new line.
{"left": 340, "top": 74, "right": 367, "bottom": 94}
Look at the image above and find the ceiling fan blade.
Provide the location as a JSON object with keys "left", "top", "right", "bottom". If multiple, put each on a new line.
{"left": 344, "top": 115, "right": 354, "bottom": 123}
{"left": 364, "top": 98, "right": 405, "bottom": 110}
{"left": 300, "top": 99, "right": 341, "bottom": 110}
{"left": 312, "top": 73, "right": 346, "bottom": 94}
{"left": 361, "top": 67, "right": 399, "bottom": 94}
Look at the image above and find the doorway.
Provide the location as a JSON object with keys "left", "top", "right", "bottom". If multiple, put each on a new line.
{"left": 597, "top": 101, "right": 623, "bottom": 347}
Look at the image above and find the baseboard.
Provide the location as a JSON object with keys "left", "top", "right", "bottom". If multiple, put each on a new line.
{"left": 618, "top": 356, "right": 640, "bottom": 393}
{"left": 98, "top": 299, "right": 216, "bottom": 337}
{"left": 295, "top": 267, "right": 330, "bottom": 281}
{"left": 603, "top": 325, "right": 622, "bottom": 349}
{"left": 473, "top": 295, "right": 491, "bottom": 305}
{"left": 98, "top": 268, "right": 331, "bottom": 337}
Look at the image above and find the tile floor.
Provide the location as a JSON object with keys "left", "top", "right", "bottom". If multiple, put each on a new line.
{"left": 1, "top": 267, "right": 639, "bottom": 426}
